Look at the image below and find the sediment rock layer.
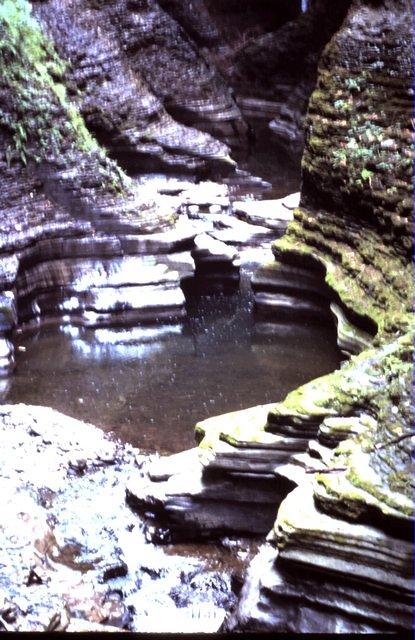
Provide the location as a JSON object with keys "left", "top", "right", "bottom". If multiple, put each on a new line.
{"left": 0, "top": 0, "right": 300, "bottom": 376}
{"left": 213, "top": 0, "right": 350, "bottom": 160}
{"left": 33, "top": 0, "right": 245, "bottom": 166}
{"left": 226, "top": 0, "right": 414, "bottom": 630}
{"left": 0, "top": 0, "right": 413, "bottom": 633}
{"left": 132, "top": 0, "right": 414, "bottom": 632}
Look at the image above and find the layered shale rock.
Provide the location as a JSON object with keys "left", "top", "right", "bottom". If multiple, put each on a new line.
{"left": 104, "top": 0, "right": 249, "bottom": 151}
{"left": 0, "top": 0, "right": 195, "bottom": 343}
{"left": 1, "top": 0, "right": 413, "bottom": 632}
{"left": 33, "top": 0, "right": 241, "bottom": 171}
{"left": 226, "top": 335, "right": 413, "bottom": 632}
{"left": 227, "top": 0, "right": 414, "bottom": 630}
{"left": 0, "top": 0, "right": 293, "bottom": 376}
{"left": 126, "top": 407, "right": 286, "bottom": 539}
{"left": 132, "top": 0, "right": 413, "bottom": 632}
{"left": 233, "top": 193, "right": 298, "bottom": 231}
{"left": 212, "top": 0, "right": 350, "bottom": 162}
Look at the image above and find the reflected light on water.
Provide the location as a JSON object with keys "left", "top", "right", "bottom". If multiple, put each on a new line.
{"left": 5, "top": 292, "right": 342, "bottom": 455}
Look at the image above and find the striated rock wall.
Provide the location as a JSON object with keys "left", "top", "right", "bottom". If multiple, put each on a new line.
{"left": 0, "top": 0, "right": 246, "bottom": 374}
{"left": 224, "top": 0, "right": 414, "bottom": 630}
{"left": 0, "top": 0, "right": 193, "bottom": 372}
{"left": 33, "top": 0, "right": 248, "bottom": 163}
{"left": 0, "top": 0, "right": 311, "bottom": 368}
{"left": 213, "top": 0, "right": 351, "bottom": 162}
{"left": 0, "top": 0, "right": 413, "bottom": 631}
{"left": 274, "top": 1, "right": 413, "bottom": 352}
{"left": 131, "top": 0, "right": 414, "bottom": 632}
{"left": 1, "top": 0, "right": 336, "bottom": 369}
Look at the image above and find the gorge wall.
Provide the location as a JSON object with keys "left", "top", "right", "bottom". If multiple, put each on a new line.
{"left": 227, "top": 0, "right": 414, "bottom": 624}
{"left": 0, "top": 0, "right": 413, "bottom": 634}
{"left": 128, "top": 0, "right": 414, "bottom": 633}
{"left": 0, "top": 0, "right": 343, "bottom": 371}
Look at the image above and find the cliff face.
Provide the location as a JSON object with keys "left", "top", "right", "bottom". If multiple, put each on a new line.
{"left": 225, "top": 0, "right": 414, "bottom": 630}
{"left": 226, "top": 0, "right": 350, "bottom": 158}
{"left": 128, "top": 0, "right": 414, "bottom": 632}
{"left": 282, "top": 0, "right": 413, "bottom": 337}
{"left": 32, "top": 0, "right": 240, "bottom": 173}
{"left": 0, "top": 0, "right": 343, "bottom": 368}
{"left": 153, "top": 0, "right": 352, "bottom": 169}
{"left": 0, "top": 0, "right": 413, "bottom": 633}
{"left": 0, "top": 0, "right": 241, "bottom": 372}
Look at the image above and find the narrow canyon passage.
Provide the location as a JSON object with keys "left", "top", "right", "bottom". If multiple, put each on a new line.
{"left": 0, "top": 0, "right": 412, "bottom": 634}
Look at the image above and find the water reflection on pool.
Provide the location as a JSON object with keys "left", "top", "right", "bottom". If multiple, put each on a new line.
{"left": 5, "top": 292, "right": 343, "bottom": 454}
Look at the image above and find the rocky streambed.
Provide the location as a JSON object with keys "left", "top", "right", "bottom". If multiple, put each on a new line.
{"left": 0, "top": 404, "right": 259, "bottom": 632}
{"left": 0, "top": 183, "right": 345, "bottom": 633}
{"left": 0, "top": 0, "right": 413, "bottom": 634}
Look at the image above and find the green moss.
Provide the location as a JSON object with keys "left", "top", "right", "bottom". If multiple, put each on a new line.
{"left": 1, "top": 0, "right": 93, "bottom": 160}
{"left": 310, "top": 330, "right": 414, "bottom": 519}
{"left": 187, "top": 16, "right": 413, "bottom": 534}
{"left": 0, "top": 0, "right": 129, "bottom": 197}
{"left": 316, "top": 454, "right": 413, "bottom": 519}
{"left": 304, "top": 62, "right": 413, "bottom": 218}
{"left": 274, "top": 208, "right": 413, "bottom": 344}
{"left": 333, "top": 99, "right": 352, "bottom": 112}
{"left": 344, "top": 77, "right": 363, "bottom": 92}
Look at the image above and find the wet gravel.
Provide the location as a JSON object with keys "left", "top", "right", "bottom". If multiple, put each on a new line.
{"left": 0, "top": 404, "right": 256, "bottom": 632}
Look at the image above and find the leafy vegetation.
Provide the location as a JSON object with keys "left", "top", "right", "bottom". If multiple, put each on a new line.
{"left": 0, "top": 0, "right": 97, "bottom": 165}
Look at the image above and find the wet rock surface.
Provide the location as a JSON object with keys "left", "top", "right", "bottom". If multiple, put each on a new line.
{"left": 33, "top": 0, "right": 242, "bottom": 172}
{"left": 0, "top": 404, "right": 258, "bottom": 633}
{"left": 0, "top": 0, "right": 413, "bottom": 634}
{"left": 129, "top": 0, "right": 413, "bottom": 633}
{"left": 0, "top": 0, "right": 302, "bottom": 370}
{"left": 1, "top": 170, "right": 296, "bottom": 370}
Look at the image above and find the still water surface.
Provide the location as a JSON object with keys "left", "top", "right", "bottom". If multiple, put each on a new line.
{"left": 6, "top": 290, "right": 342, "bottom": 454}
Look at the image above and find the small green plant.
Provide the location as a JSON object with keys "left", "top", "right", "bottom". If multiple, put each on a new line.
{"left": 0, "top": 0, "right": 98, "bottom": 164}
{"left": 344, "top": 77, "right": 362, "bottom": 92}
{"left": 334, "top": 99, "right": 352, "bottom": 112}
{"left": 0, "top": 0, "right": 135, "bottom": 198}
{"left": 360, "top": 168, "right": 373, "bottom": 181}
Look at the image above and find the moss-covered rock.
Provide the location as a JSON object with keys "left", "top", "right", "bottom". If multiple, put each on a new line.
{"left": 0, "top": 0, "right": 130, "bottom": 195}
{"left": 267, "top": 0, "right": 414, "bottom": 534}
{"left": 200, "top": 0, "right": 414, "bottom": 631}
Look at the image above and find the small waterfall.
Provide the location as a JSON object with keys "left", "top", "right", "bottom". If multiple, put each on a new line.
{"left": 301, "top": 0, "right": 308, "bottom": 12}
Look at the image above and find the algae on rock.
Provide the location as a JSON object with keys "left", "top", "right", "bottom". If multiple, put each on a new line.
{"left": 0, "top": 0, "right": 129, "bottom": 193}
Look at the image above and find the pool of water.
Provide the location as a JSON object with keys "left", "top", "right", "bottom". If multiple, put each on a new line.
{"left": 4, "top": 285, "right": 342, "bottom": 454}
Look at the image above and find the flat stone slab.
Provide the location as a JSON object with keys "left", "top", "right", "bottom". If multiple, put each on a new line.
{"left": 276, "top": 484, "right": 413, "bottom": 593}
{"left": 126, "top": 453, "right": 282, "bottom": 538}
{"left": 232, "top": 194, "right": 299, "bottom": 230}
{"left": 281, "top": 192, "right": 301, "bottom": 210}
{"left": 192, "top": 233, "right": 239, "bottom": 261}
{"left": 180, "top": 181, "right": 230, "bottom": 208}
